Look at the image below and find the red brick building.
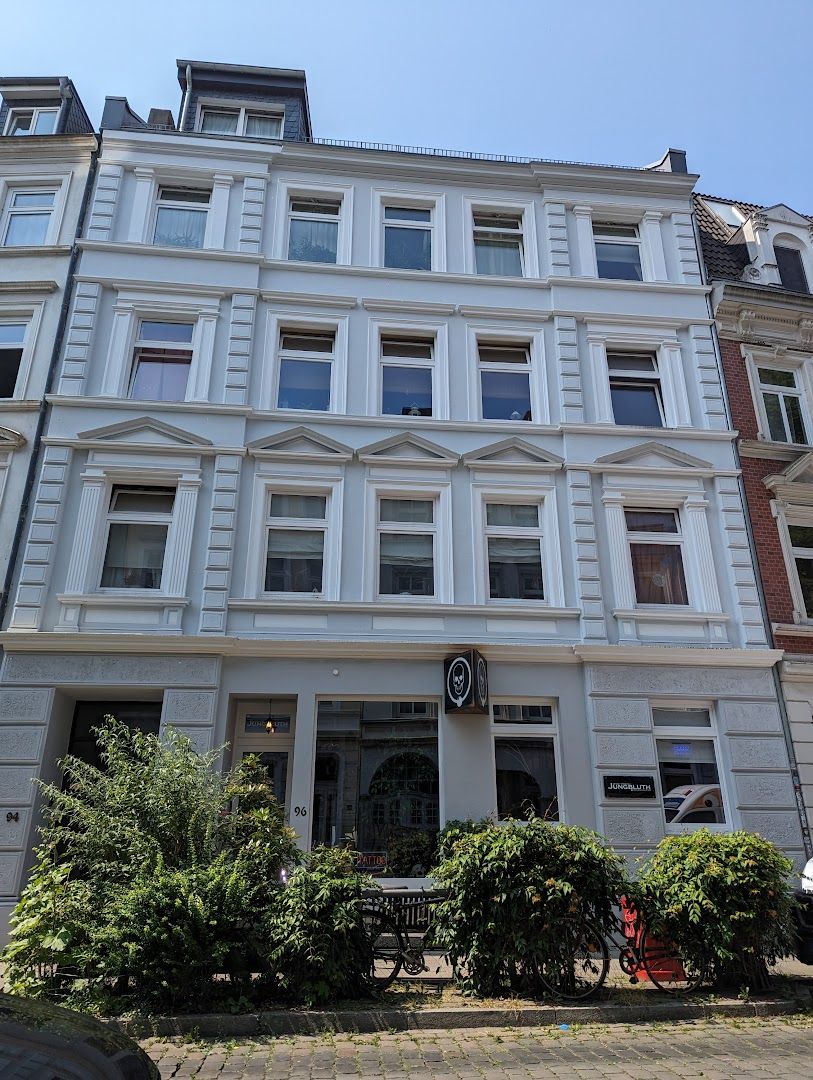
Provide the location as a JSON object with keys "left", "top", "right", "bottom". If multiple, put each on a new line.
{"left": 696, "top": 194, "right": 813, "bottom": 836}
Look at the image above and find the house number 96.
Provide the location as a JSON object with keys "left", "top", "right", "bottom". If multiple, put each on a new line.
{"left": 6, "top": 812, "right": 19, "bottom": 823}
{"left": 293, "top": 806, "right": 308, "bottom": 817}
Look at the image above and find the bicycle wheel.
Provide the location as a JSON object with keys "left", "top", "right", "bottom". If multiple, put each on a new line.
{"left": 532, "top": 916, "right": 610, "bottom": 1001}
{"left": 363, "top": 909, "right": 404, "bottom": 990}
{"left": 640, "top": 925, "right": 706, "bottom": 994}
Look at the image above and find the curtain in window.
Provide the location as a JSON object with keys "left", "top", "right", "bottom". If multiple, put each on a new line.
{"left": 200, "top": 111, "right": 238, "bottom": 134}
{"left": 287, "top": 218, "right": 338, "bottom": 263}
{"left": 474, "top": 239, "right": 522, "bottom": 276}
{"left": 5, "top": 214, "right": 50, "bottom": 245}
{"left": 245, "top": 113, "right": 281, "bottom": 138}
{"left": 629, "top": 544, "right": 688, "bottom": 604}
{"left": 101, "top": 523, "right": 167, "bottom": 589}
{"left": 265, "top": 529, "right": 324, "bottom": 592}
{"left": 154, "top": 207, "right": 206, "bottom": 248}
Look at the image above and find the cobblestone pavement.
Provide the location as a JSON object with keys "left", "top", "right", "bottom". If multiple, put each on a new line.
{"left": 142, "top": 1015, "right": 813, "bottom": 1078}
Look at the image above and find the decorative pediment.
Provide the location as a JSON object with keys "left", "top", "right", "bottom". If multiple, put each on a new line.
{"left": 76, "top": 417, "right": 212, "bottom": 448}
{"left": 247, "top": 426, "right": 353, "bottom": 462}
{"left": 762, "top": 203, "right": 811, "bottom": 229}
{"left": 356, "top": 432, "right": 459, "bottom": 467}
{"left": 462, "top": 437, "right": 563, "bottom": 471}
{"left": 596, "top": 441, "right": 712, "bottom": 471}
{"left": 765, "top": 451, "right": 813, "bottom": 499}
{"left": 0, "top": 425, "right": 25, "bottom": 450}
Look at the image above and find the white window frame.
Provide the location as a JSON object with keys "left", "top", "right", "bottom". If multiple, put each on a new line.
{"left": 472, "top": 483, "right": 564, "bottom": 607}
{"left": 745, "top": 348, "right": 813, "bottom": 447}
{"left": 195, "top": 99, "right": 284, "bottom": 139}
{"left": 603, "top": 487, "right": 723, "bottom": 619}
{"left": 150, "top": 184, "right": 210, "bottom": 249}
{"left": 247, "top": 477, "right": 343, "bottom": 601}
{"left": 372, "top": 189, "right": 446, "bottom": 272}
{"left": 650, "top": 700, "right": 730, "bottom": 834}
{"left": 98, "top": 484, "right": 176, "bottom": 593}
{"left": 262, "top": 311, "right": 348, "bottom": 414}
{"left": 363, "top": 479, "right": 453, "bottom": 604}
{"left": 606, "top": 350, "right": 665, "bottom": 428}
{"left": 490, "top": 698, "right": 563, "bottom": 823}
{"left": 464, "top": 197, "right": 539, "bottom": 278}
{"left": 3, "top": 106, "right": 59, "bottom": 136}
{"left": 0, "top": 302, "right": 43, "bottom": 399}
{"left": 775, "top": 506, "right": 813, "bottom": 624}
{"left": 587, "top": 325, "right": 691, "bottom": 428}
{"left": 624, "top": 506, "right": 690, "bottom": 608}
{"left": 469, "top": 326, "right": 547, "bottom": 425}
{"left": 100, "top": 290, "right": 220, "bottom": 402}
{"left": 0, "top": 178, "right": 67, "bottom": 247}
{"left": 367, "top": 317, "right": 450, "bottom": 420}
{"left": 127, "top": 318, "right": 195, "bottom": 402}
{"left": 273, "top": 180, "right": 353, "bottom": 265}
{"left": 592, "top": 220, "right": 644, "bottom": 281}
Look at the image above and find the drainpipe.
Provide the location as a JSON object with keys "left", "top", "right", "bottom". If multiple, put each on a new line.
{"left": 0, "top": 139, "right": 99, "bottom": 631}
{"left": 178, "top": 64, "right": 193, "bottom": 132}
{"left": 692, "top": 212, "right": 813, "bottom": 859}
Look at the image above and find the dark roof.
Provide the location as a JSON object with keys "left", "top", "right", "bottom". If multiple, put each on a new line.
{"left": 695, "top": 193, "right": 813, "bottom": 283}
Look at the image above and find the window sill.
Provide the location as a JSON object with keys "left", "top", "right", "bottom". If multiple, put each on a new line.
{"left": 0, "top": 244, "right": 71, "bottom": 257}
{"left": 78, "top": 239, "right": 263, "bottom": 263}
{"left": 0, "top": 399, "right": 41, "bottom": 412}
{"left": 58, "top": 593, "right": 189, "bottom": 607}
{"left": 229, "top": 598, "right": 580, "bottom": 617}
{"left": 614, "top": 608, "right": 729, "bottom": 622}
{"left": 665, "top": 823, "right": 730, "bottom": 835}
{"left": 773, "top": 622, "right": 813, "bottom": 637}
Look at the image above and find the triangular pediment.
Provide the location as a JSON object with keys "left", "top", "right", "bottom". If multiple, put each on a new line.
{"left": 462, "top": 437, "right": 563, "bottom": 471}
{"left": 356, "top": 432, "right": 459, "bottom": 466}
{"left": 763, "top": 203, "right": 811, "bottom": 228}
{"left": 0, "top": 425, "right": 25, "bottom": 449}
{"left": 596, "top": 441, "right": 712, "bottom": 471}
{"left": 77, "top": 417, "right": 212, "bottom": 447}
{"left": 247, "top": 426, "right": 353, "bottom": 461}
{"left": 774, "top": 451, "right": 813, "bottom": 486}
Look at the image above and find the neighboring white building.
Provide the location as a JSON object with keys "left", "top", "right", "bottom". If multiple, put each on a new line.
{"left": 1, "top": 60, "right": 806, "bottom": 938}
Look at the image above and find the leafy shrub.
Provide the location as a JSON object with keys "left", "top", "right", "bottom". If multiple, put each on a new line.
{"left": 637, "top": 828, "right": 797, "bottom": 987}
{"left": 385, "top": 829, "right": 437, "bottom": 876}
{"left": 2, "top": 719, "right": 299, "bottom": 1010}
{"left": 265, "top": 847, "right": 373, "bottom": 1006}
{"left": 431, "top": 818, "right": 627, "bottom": 996}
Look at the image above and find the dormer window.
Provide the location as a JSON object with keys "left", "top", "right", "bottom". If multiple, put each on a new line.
{"left": 4, "top": 107, "right": 59, "bottom": 136}
{"left": 198, "top": 105, "right": 283, "bottom": 139}
{"left": 775, "top": 245, "right": 809, "bottom": 294}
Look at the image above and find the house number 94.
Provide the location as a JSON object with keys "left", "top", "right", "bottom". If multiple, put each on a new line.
{"left": 293, "top": 806, "right": 308, "bottom": 817}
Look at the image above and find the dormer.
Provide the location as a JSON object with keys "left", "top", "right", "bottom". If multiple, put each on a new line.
{"left": 176, "top": 59, "right": 312, "bottom": 142}
{"left": 0, "top": 76, "right": 93, "bottom": 138}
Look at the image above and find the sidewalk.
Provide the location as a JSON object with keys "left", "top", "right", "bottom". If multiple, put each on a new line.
{"left": 141, "top": 1015, "right": 813, "bottom": 1079}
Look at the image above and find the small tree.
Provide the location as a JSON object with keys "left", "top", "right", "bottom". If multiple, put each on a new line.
{"left": 637, "top": 829, "right": 798, "bottom": 990}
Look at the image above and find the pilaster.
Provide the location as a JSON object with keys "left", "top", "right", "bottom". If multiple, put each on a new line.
{"left": 86, "top": 164, "right": 123, "bottom": 241}
{"left": 57, "top": 281, "right": 101, "bottom": 396}
{"left": 641, "top": 210, "right": 668, "bottom": 282}
{"left": 573, "top": 205, "right": 597, "bottom": 277}
{"left": 683, "top": 494, "right": 722, "bottom": 612}
{"left": 555, "top": 316, "right": 583, "bottom": 423}
{"left": 162, "top": 475, "right": 202, "bottom": 597}
{"left": 199, "top": 454, "right": 242, "bottom": 634}
{"left": 204, "top": 174, "right": 233, "bottom": 249}
{"left": 715, "top": 475, "right": 769, "bottom": 647}
{"left": 543, "top": 200, "right": 570, "bottom": 276}
{"left": 672, "top": 211, "right": 703, "bottom": 285}
{"left": 126, "top": 167, "right": 156, "bottom": 244}
{"left": 567, "top": 469, "right": 607, "bottom": 641}
{"left": 224, "top": 294, "right": 256, "bottom": 405}
{"left": 239, "top": 176, "right": 266, "bottom": 253}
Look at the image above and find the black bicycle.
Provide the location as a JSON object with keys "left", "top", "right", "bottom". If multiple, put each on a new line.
{"left": 362, "top": 889, "right": 445, "bottom": 990}
{"left": 529, "top": 898, "right": 707, "bottom": 1001}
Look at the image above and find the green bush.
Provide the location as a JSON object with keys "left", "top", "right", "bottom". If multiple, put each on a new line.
{"left": 1, "top": 719, "right": 299, "bottom": 1010}
{"left": 637, "top": 828, "right": 798, "bottom": 987}
{"left": 265, "top": 847, "right": 374, "bottom": 1006}
{"left": 431, "top": 818, "right": 627, "bottom": 996}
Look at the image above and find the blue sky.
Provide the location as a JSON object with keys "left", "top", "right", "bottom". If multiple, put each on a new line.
{"left": 3, "top": 0, "right": 810, "bottom": 209}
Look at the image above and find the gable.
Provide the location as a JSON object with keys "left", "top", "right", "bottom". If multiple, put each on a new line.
{"left": 596, "top": 441, "right": 712, "bottom": 471}
{"left": 76, "top": 417, "right": 212, "bottom": 448}
{"left": 462, "top": 437, "right": 563, "bottom": 471}
{"left": 248, "top": 426, "right": 353, "bottom": 462}
{"left": 764, "top": 204, "right": 812, "bottom": 228}
{"left": 357, "top": 433, "right": 458, "bottom": 466}
{"left": 0, "top": 425, "right": 25, "bottom": 449}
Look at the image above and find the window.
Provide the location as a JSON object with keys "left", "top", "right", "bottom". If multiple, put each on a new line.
{"left": 788, "top": 523, "right": 813, "bottom": 618}
{"left": 129, "top": 321, "right": 194, "bottom": 402}
{"left": 153, "top": 186, "right": 209, "bottom": 248}
{"left": 4, "top": 107, "right": 58, "bottom": 136}
{"left": 478, "top": 341, "right": 532, "bottom": 421}
{"left": 198, "top": 105, "right": 283, "bottom": 138}
{"left": 492, "top": 702, "right": 559, "bottom": 821}
{"left": 276, "top": 329, "right": 334, "bottom": 411}
{"left": 625, "top": 509, "right": 688, "bottom": 605}
{"left": 100, "top": 486, "right": 175, "bottom": 590}
{"left": 653, "top": 707, "right": 725, "bottom": 826}
{"left": 608, "top": 351, "right": 663, "bottom": 427}
{"left": 0, "top": 322, "right": 26, "bottom": 397}
{"left": 311, "top": 700, "right": 439, "bottom": 874}
{"left": 593, "top": 222, "right": 643, "bottom": 281}
{"left": 378, "top": 497, "right": 435, "bottom": 597}
{"left": 775, "top": 246, "right": 809, "bottom": 294}
{"left": 485, "top": 502, "right": 544, "bottom": 600}
{"left": 473, "top": 210, "right": 523, "bottom": 276}
{"left": 757, "top": 367, "right": 808, "bottom": 444}
{"left": 287, "top": 196, "right": 341, "bottom": 264}
{"left": 2, "top": 188, "right": 56, "bottom": 246}
{"left": 264, "top": 492, "right": 327, "bottom": 594}
{"left": 383, "top": 204, "right": 432, "bottom": 270}
{"left": 380, "top": 336, "right": 434, "bottom": 416}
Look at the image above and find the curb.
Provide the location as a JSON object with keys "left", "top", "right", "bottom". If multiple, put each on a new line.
{"left": 121, "top": 994, "right": 812, "bottom": 1038}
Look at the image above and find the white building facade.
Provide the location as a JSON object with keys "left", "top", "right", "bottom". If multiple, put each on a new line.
{"left": 1, "top": 61, "right": 806, "bottom": 938}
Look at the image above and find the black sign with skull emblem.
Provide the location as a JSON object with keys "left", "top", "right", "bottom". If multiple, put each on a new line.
{"left": 444, "top": 650, "right": 489, "bottom": 714}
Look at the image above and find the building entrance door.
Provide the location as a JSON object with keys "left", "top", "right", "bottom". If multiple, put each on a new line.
{"left": 233, "top": 699, "right": 297, "bottom": 816}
